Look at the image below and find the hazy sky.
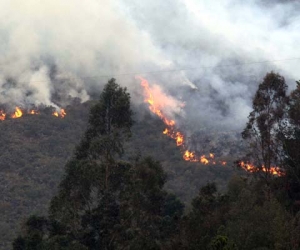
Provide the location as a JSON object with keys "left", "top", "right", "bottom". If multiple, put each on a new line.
{"left": 0, "top": 0, "right": 299, "bottom": 129}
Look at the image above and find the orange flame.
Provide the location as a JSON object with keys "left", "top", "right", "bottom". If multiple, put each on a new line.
{"left": 138, "top": 76, "right": 284, "bottom": 176}
{"left": 183, "top": 150, "right": 197, "bottom": 162}
{"left": 138, "top": 76, "right": 176, "bottom": 127}
{"left": 176, "top": 132, "right": 184, "bottom": 146}
{"left": 30, "top": 110, "right": 39, "bottom": 115}
{"left": 52, "top": 109, "right": 66, "bottom": 118}
{"left": 163, "top": 128, "right": 169, "bottom": 134}
{"left": 60, "top": 109, "right": 67, "bottom": 118}
{"left": 239, "top": 161, "right": 284, "bottom": 176}
{"left": 200, "top": 155, "right": 209, "bottom": 165}
{"left": 0, "top": 107, "right": 66, "bottom": 121}
{"left": 0, "top": 110, "right": 6, "bottom": 121}
{"left": 138, "top": 76, "right": 227, "bottom": 166}
{"left": 11, "top": 107, "right": 23, "bottom": 118}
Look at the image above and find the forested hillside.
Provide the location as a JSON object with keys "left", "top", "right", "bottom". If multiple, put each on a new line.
{"left": 8, "top": 73, "right": 300, "bottom": 250}
{"left": 1, "top": 0, "right": 300, "bottom": 249}
{"left": 0, "top": 102, "right": 90, "bottom": 249}
{"left": 10, "top": 74, "right": 300, "bottom": 250}
{"left": 0, "top": 96, "right": 239, "bottom": 249}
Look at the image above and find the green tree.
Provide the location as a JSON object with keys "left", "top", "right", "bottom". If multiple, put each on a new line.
{"left": 13, "top": 78, "right": 183, "bottom": 250}
{"left": 49, "top": 78, "right": 133, "bottom": 227}
{"left": 242, "top": 72, "right": 287, "bottom": 182}
{"left": 225, "top": 180, "right": 291, "bottom": 250}
{"left": 181, "top": 183, "right": 229, "bottom": 250}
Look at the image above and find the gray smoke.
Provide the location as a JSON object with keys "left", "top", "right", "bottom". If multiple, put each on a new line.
{"left": 0, "top": 0, "right": 299, "bottom": 129}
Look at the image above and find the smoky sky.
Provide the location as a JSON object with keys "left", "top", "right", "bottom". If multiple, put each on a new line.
{"left": 0, "top": 0, "right": 299, "bottom": 130}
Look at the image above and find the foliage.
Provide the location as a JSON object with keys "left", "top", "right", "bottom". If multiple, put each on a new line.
{"left": 0, "top": 97, "right": 235, "bottom": 250}
{"left": 12, "top": 79, "right": 183, "bottom": 250}
{"left": 282, "top": 81, "right": 300, "bottom": 208}
{"left": 7, "top": 73, "right": 300, "bottom": 250}
{"left": 242, "top": 72, "right": 288, "bottom": 181}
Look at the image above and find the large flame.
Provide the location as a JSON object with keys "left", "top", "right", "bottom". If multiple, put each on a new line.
{"left": 11, "top": 107, "right": 23, "bottom": 118}
{"left": 138, "top": 76, "right": 227, "bottom": 165}
{"left": 138, "top": 76, "right": 284, "bottom": 176}
{"left": 139, "top": 76, "right": 176, "bottom": 127}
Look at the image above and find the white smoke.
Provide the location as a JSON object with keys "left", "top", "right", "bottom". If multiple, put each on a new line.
{"left": 0, "top": 0, "right": 299, "bottom": 128}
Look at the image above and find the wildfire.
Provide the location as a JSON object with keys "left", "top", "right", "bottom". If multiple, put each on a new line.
{"left": 239, "top": 161, "right": 284, "bottom": 176}
{"left": 138, "top": 76, "right": 227, "bottom": 166}
{"left": 175, "top": 132, "right": 183, "bottom": 146}
{"left": 183, "top": 150, "right": 197, "bottom": 162}
{"left": 52, "top": 109, "right": 67, "bottom": 118}
{"left": 30, "top": 110, "right": 39, "bottom": 115}
{"left": 11, "top": 107, "right": 23, "bottom": 118}
{"left": 0, "top": 107, "right": 66, "bottom": 121}
{"left": 138, "top": 76, "right": 176, "bottom": 127}
{"left": 138, "top": 76, "right": 284, "bottom": 176}
{"left": 0, "top": 111, "right": 6, "bottom": 121}
{"left": 60, "top": 109, "right": 67, "bottom": 118}
{"left": 200, "top": 155, "right": 209, "bottom": 165}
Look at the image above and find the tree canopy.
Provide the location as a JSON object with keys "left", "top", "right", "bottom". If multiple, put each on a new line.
{"left": 12, "top": 74, "right": 300, "bottom": 250}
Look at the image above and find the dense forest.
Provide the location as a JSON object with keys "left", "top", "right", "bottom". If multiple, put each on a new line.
{"left": 0, "top": 84, "right": 237, "bottom": 249}
{"left": 3, "top": 73, "right": 300, "bottom": 249}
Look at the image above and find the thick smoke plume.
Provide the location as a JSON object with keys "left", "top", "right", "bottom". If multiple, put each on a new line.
{"left": 0, "top": 0, "right": 299, "bottom": 129}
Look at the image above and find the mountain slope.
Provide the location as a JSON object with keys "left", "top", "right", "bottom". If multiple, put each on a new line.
{"left": 0, "top": 102, "right": 243, "bottom": 249}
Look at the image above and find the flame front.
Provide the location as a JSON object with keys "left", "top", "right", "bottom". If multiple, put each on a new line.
{"left": 139, "top": 76, "right": 175, "bottom": 127}
{"left": 138, "top": 76, "right": 224, "bottom": 166}
{"left": 138, "top": 76, "right": 284, "bottom": 176}
{"left": 0, "top": 107, "right": 66, "bottom": 120}
{"left": 239, "top": 161, "right": 284, "bottom": 176}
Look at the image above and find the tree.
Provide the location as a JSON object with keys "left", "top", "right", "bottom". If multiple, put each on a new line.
{"left": 225, "top": 179, "right": 291, "bottom": 250}
{"left": 48, "top": 78, "right": 135, "bottom": 249}
{"left": 75, "top": 78, "right": 133, "bottom": 161}
{"left": 242, "top": 72, "right": 287, "bottom": 182}
{"left": 12, "top": 216, "right": 48, "bottom": 250}
{"left": 282, "top": 80, "right": 300, "bottom": 208}
{"left": 181, "top": 183, "right": 229, "bottom": 250}
{"left": 13, "top": 78, "right": 183, "bottom": 250}
{"left": 209, "top": 235, "right": 237, "bottom": 250}
{"left": 49, "top": 78, "right": 133, "bottom": 226}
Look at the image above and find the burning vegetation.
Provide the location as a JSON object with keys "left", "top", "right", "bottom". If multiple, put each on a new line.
{"left": 238, "top": 162, "right": 284, "bottom": 177}
{"left": 138, "top": 76, "right": 228, "bottom": 165}
{"left": 0, "top": 107, "right": 66, "bottom": 120}
{"left": 138, "top": 76, "right": 283, "bottom": 176}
